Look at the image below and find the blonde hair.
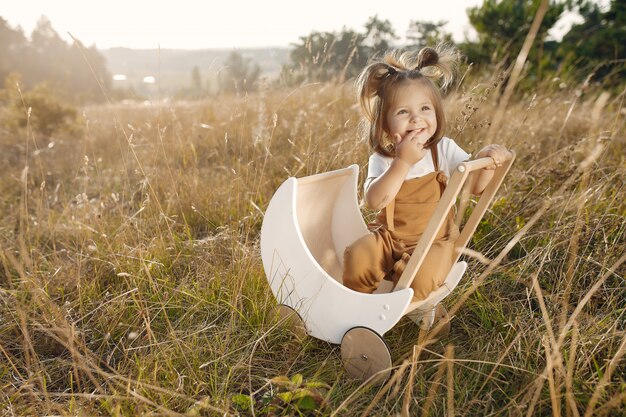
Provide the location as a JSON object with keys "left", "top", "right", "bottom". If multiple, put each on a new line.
{"left": 355, "top": 44, "right": 460, "bottom": 157}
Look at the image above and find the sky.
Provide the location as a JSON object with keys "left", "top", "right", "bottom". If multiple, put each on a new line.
{"left": 3, "top": 0, "right": 488, "bottom": 50}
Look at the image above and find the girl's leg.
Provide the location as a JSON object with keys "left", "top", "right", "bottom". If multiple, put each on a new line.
{"left": 397, "top": 240, "right": 456, "bottom": 301}
{"left": 342, "top": 232, "right": 394, "bottom": 293}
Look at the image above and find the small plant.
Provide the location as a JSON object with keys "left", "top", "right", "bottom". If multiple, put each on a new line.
{"left": 231, "top": 374, "right": 330, "bottom": 416}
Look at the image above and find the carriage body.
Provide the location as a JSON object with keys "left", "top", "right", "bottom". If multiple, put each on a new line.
{"left": 260, "top": 154, "right": 515, "bottom": 382}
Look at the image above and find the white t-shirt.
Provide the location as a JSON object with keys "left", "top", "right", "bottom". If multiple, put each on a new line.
{"left": 365, "top": 136, "right": 470, "bottom": 191}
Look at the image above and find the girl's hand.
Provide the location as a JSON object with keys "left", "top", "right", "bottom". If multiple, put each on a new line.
{"left": 476, "top": 144, "right": 510, "bottom": 170}
{"left": 393, "top": 131, "right": 429, "bottom": 166}
{"left": 469, "top": 144, "right": 510, "bottom": 195}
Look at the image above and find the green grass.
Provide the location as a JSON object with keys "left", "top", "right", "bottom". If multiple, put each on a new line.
{"left": 0, "top": 74, "right": 624, "bottom": 416}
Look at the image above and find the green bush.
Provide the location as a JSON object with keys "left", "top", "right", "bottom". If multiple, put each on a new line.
{"left": 0, "top": 72, "right": 83, "bottom": 137}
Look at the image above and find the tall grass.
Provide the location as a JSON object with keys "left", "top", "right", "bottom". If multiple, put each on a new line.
{"left": 0, "top": 71, "right": 624, "bottom": 416}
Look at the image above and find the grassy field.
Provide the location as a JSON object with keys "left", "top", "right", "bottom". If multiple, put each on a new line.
{"left": 0, "top": 71, "right": 625, "bottom": 416}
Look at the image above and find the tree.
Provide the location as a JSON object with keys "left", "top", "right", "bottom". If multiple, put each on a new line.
{"left": 28, "top": 17, "right": 72, "bottom": 87}
{"left": 557, "top": 0, "right": 626, "bottom": 83}
{"left": 191, "top": 65, "right": 202, "bottom": 91}
{"left": 284, "top": 16, "right": 397, "bottom": 84}
{"left": 0, "top": 18, "right": 28, "bottom": 84}
{"left": 218, "top": 51, "right": 260, "bottom": 94}
{"left": 463, "top": 0, "right": 565, "bottom": 71}
{"left": 0, "top": 16, "right": 110, "bottom": 102}
{"left": 287, "top": 28, "right": 369, "bottom": 83}
{"left": 68, "top": 39, "right": 111, "bottom": 101}
{"left": 406, "top": 20, "right": 453, "bottom": 49}
{"left": 364, "top": 15, "right": 398, "bottom": 56}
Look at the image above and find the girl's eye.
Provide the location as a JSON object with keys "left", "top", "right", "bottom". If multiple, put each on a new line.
{"left": 421, "top": 106, "right": 431, "bottom": 111}
{"left": 397, "top": 109, "right": 408, "bottom": 115}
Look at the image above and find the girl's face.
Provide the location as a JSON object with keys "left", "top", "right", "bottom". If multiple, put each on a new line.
{"left": 385, "top": 80, "right": 437, "bottom": 143}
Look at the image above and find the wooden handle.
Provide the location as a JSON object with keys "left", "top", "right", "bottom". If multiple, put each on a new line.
{"left": 393, "top": 151, "right": 515, "bottom": 292}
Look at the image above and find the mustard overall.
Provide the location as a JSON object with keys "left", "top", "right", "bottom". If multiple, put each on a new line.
{"left": 343, "top": 147, "right": 460, "bottom": 301}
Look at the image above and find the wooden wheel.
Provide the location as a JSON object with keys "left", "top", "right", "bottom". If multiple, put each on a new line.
{"left": 274, "top": 304, "right": 307, "bottom": 340}
{"left": 340, "top": 327, "right": 392, "bottom": 384}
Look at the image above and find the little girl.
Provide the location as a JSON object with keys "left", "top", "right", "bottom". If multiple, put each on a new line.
{"left": 342, "top": 45, "right": 509, "bottom": 302}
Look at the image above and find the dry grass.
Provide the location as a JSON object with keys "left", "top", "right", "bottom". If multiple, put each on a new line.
{"left": 0, "top": 71, "right": 624, "bottom": 416}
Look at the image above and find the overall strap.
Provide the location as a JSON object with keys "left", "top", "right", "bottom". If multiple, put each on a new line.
{"left": 431, "top": 143, "right": 440, "bottom": 172}
{"left": 432, "top": 143, "right": 448, "bottom": 195}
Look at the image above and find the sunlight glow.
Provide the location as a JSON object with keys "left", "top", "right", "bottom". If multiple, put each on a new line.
{"left": 2, "top": 0, "right": 482, "bottom": 49}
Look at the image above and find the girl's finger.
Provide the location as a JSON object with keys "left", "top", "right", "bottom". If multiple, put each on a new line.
{"left": 408, "top": 130, "right": 421, "bottom": 142}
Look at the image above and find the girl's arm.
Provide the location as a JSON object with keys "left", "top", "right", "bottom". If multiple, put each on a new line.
{"left": 365, "top": 132, "right": 429, "bottom": 210}
{"left": 365, "top": 158, "right": 411, "bottom": 210}
{"left": 469, "top": 144, "right": 510, "bottom": 195}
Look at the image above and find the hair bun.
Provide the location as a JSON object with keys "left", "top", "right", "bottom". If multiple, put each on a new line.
{"left": 418, "top": 47, "right": 439, "bottom": 69}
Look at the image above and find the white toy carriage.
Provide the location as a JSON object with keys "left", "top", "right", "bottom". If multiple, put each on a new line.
{"left": 260, "top": 151, "right": 515, "bottom": 383}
